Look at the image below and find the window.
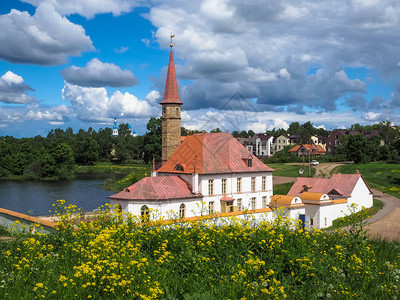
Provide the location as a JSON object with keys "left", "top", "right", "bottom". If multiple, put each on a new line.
{"left": 237, "top": 178, "right": 242, "bottom": 193}
{"left": 115, "top": 204, "right": 122, "bottom": 212}
{"left": 175, "top": 164, "right": 184, "bottom": 171}
{"left": 310, "top": 218, "right": 314, "bottom": 226}
{"left": 324, "top": 217, "right": 327, "bottom": 227}
{"left": 209, "top": 201, "right": 214, "bottom": 215}
{"left": 262, "top": 176, "right": 266, "bottom": 190}
{"left": 251, "top": 197, "right": 256, "bottom": 210}
{"left": 179, "top": 203, "right": 186, "bottom": 218}
{"left": 237, "top": 199, "right": 242, "bottom": 211}
{"left": 226, "top": 201, "right": 234, "bottom": 212}
{"left": 222, "top": 179, "right": 227, "bottom": 194}
{"left": 262, "top": 196, "right": 267, "bottom": 208}
{"left": 141, "top": 205, "right": 149, "bottom": 222}
{"left": 247, "top": 159, "right": 252, "bottom": 167}
{"left": 208, "top": 179, "right": 214, "bottom": 195}
{"left": 251, "top": 177, "right": 256, "bottom": 192}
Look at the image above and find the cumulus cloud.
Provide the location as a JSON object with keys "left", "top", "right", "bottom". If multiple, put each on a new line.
{"left": 0, "top": 104, "right": 70, "bottom": 128}
{"left": 0, "top": 71, "right": 35, "bottom": 104}
{"left": 61, "top": 58, "right": 138, "bottom": 87}
{"left": 114, "top": 46, "right": 129, "bottom": 54}
{"left": 22, "top": 0, "right": 146, "bottom": 19}
{"left": 145, "top": 0, "right": 400, "bottom": 115}
{"left": 61, "top": 83, "right": 155, "bottom": 122}
{"left": 0, "top": 3, "right": 93, "bottom": 65}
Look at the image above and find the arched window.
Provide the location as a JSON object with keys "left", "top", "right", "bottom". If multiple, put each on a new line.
{"left": 179, "top": 203, "right": 186, "bottom": 218}
{"left": 175, "top": 164, "right": 184, "bottom": 171}
{"left": 141, "top": 205, "right": 149, "bottom": 222}
{"left": 115, "top": 204, "right": 122, "bottom": 213}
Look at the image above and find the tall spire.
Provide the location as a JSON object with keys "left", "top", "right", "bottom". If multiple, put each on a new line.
{"left": 160, "top": 35, "right": 182, "bottom": 105}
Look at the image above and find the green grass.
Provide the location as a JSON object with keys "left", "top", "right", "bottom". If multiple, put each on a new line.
{"left": 333, "top": 162, "right": 400, "bottom": 198}
{"left": 268, "top": 163, "right": 316, "bottom": 177}
{"left": 273, "top": 182, "right": 294, "bottom": 195}
{"left": 328, "top": 199, "right": 384, "bottom": 230}
{"left": 1, "top": 203, "right": 400, "bottom": 299}
{"left": 74, "top": 162, "right": 151, "bottom": 175}
{"left": 0, "top": 225, "right": 10, "bottom": 237}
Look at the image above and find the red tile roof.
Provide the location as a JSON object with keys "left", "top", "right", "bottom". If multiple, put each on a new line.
{"left": 288, "top": 144, "right": 326, "bottom": 154}
{"left": 288, "top": 174, "right": 372, "bottom": 198}
{"left": 160, "top": 49, "right": 182, "bottom": 105}
{"left": 158, "top": 132, "right": 275, "bottom": 174}
{"left": 109, "top": 176, "right": 202, "bottom": 201}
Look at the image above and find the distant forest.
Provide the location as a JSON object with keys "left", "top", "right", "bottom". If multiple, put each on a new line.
{"left": 0, "top": 118, "right": 399, "bottom": 180}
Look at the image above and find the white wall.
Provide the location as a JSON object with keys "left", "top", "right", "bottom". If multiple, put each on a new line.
{"left": 200, "top": 172, "right": 273, "bottom": 212}
{"left": 347, "top": 178, "right": 373, "bottom": 211}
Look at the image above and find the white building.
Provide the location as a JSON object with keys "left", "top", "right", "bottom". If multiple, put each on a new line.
{"left": 287, "top": 173, "right": 373, "bottom": 229}
{"left": 109, "top": 132, "right": 275, "bottom": 220}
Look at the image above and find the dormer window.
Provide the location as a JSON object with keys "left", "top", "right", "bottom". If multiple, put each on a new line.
{"left": 247, "top": 159, "right": 253, "bottom": 167}
{"left": 175, "top": 164, "right": 184, "bottom": 171}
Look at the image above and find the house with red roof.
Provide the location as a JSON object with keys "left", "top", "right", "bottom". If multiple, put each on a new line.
{"left": 109, "top": 42, "right": 275, "bottom": 220}
{"left": 288, "top": 144, "right": 326, "bottom": 157}
{"left": 287, "top": 173, "right": 373, "bottom": 229}
{"left": 109, "top": 132, "right": 275, "bottom": 219}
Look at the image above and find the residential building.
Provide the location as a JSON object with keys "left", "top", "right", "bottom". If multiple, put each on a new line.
{"left": 287, "top": 173, "right": 373, "bottom": 229}
{"left": 325, "top": 129, "right": 382, "bottom": 153}
{"left": 288, "top": 144, "right": 326, "bottom": 157}
{"left": 238, "top": 134, "right": 274, "bottom": 157}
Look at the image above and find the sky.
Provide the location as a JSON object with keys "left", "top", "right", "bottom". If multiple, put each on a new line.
{"left": 0, "top": 0, "right": 400, "bottom": 138}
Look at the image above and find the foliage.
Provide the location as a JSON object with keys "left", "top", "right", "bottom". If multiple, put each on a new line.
{"left": 142, "top": 117, "right": 162, "bottom": 164}
{"left": 1, "top": 203, "right": 400, "bottom": 299}
{"left": 329, "top": 199, "right": 384, "bottom": 230}
{"left": 102, "top": 164, "right": 151, "bottom": 192}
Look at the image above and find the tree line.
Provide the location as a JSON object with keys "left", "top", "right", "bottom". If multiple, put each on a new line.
{"left": 0, "top": 118, "right": 163, "bottom": 180}
{"left": 1, "top": 118, "right": 399, "bottom": 180}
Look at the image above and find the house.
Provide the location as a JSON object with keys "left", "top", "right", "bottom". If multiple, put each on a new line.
{"left": 109, "top": 132, "right": 275, "bottom": 219}
{"left": 325, "top": 129, "right": 382, "bottom": 153}
{"left": 287, "top": 173, "right": 373, "bottom": 229}
{"left": 269, "top": 195, "right": 305, "bottom": 220}
{"left": 109, "top": 41, "right": 275, "bottom": 220}
{"left": 288, "top": 144, "right": 326, "bottom": 157}
{"left": 310, "top": 135, "right": 327, "bottom": 150}
{"left": 272, "top": 134, "right": 299, "bottom": 154}
{"left": 238, "top": 134, "right": 274, "bottom": 157}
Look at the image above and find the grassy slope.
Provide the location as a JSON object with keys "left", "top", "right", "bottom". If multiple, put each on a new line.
{"left": 333, "top": 162, "right": 400, "bottom": 198}
{"left": 268, "top": 163, "right": 316, "bottom": 177}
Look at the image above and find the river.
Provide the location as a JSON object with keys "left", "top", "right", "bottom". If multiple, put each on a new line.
{"left": 0, "top": 174, "right": 116, "bottom": 217}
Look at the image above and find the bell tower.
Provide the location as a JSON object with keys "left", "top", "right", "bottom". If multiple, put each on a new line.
{"left": 161, "top": 35, "right": 182, "bottom": 165}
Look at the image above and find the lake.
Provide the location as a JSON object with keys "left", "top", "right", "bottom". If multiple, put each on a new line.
{"left": 0, "top": 174, "right": 116, "bottom": 216}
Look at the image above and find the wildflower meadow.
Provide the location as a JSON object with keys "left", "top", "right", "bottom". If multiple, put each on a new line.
{"left": 1, "top": 200, "right": 400, "bottom": 299}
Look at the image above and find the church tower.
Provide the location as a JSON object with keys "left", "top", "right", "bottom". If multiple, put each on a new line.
{"left": 161, "top": 35, "right": 182, "bottom": 165}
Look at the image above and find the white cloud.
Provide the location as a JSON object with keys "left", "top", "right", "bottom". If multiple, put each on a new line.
{"left": 61, "top": 58, "right": 138, "bottom": 87}
{"left": 144, "top": 90, "right": 161, "bottom": 104}
{"left": 364, "top": 112, "right": 384, "bottom": 121}
{"left": 22, "top": 0, "right": 146, "bottom": 19}
{"left": 145, "top": 0, "right": 400, "bottom": 115}
{"left": 246, "top": 121, "right": 266, "bottom": 133}
{"left": 114, "top": 46, "right": 129, "bottom": 54}
{"left": 0, "top": 3, "right": 93, "bottom": 65}
{"left": 62, "top": 83, "right": 156, "bottom": 122}
{"left": 0, "top": 71, "right": 35, "bottom": 104}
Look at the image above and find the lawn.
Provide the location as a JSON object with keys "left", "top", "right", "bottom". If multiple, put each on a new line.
{"left": 268, "top": 163, "right": 316, "bottom": 177}
{"left": 1, "top": 203, "right": 400, "bottom": 299}
{"left": 273, "top": 182, "right": 294, "bottom": 195}
{"left": 333, "top": 162, "right": 400, "bottom": 198}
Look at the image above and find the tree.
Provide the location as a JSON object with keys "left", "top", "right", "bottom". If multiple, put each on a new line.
{"left": 336, "top": 135, "right": 370, "bottom": 164}
{"left": 143, "top": 118, "right": 162, "bottom": 163}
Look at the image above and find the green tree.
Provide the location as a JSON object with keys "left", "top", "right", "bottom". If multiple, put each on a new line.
{"left": 336, "top": 135, "right": 370, "bottom": 164}
{"left": 143, "top": 118, "right": 162, "bottom": 163}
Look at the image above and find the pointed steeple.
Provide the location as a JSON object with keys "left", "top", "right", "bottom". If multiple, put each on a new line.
{"left": 160, "top": 48, "right": 182, "bottom": 105}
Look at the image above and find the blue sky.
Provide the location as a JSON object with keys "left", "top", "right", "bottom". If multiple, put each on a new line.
{"left": 0, "top": 0, "right": 399, "bottom": 137}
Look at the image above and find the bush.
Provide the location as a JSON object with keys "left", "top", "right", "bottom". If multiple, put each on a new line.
{"left": 1, "top": 201, "right": 400, "bottom": 299}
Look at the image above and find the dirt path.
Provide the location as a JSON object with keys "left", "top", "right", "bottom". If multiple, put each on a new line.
{"left": 313, "top": 163, "right": 345, "bottom": 177}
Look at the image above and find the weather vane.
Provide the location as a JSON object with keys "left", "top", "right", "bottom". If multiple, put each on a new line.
{"left": 170, "top": 33, "right": 175, "bottom": 49}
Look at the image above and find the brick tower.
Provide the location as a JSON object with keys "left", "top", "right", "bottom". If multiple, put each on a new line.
{"left": 161, "top": 36, "right": 182, "bottom": 165}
